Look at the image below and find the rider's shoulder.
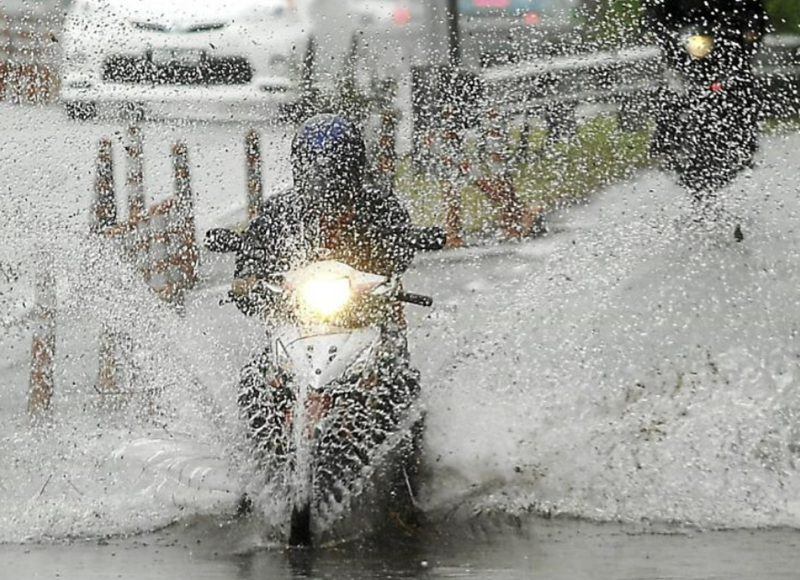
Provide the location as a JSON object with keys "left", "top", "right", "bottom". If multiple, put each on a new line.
{"left": 248, "top": 188, "right": 300, "bottom": 228}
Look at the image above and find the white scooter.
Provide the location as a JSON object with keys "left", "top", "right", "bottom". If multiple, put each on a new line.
{"left": 206, "top": 226, "right": 443, "bottom": 546}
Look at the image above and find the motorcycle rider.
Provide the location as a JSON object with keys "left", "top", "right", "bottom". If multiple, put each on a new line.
{"left": 643, "top": 0, "right": 769, "bottom": 54}
{"left": 642, "top": 0, "right": 770, "bottom": 157}
{"left": 231, "top": 114, "right": 420, "bottom": 460}
{"left": 233, "top": 114, "right": 415, "bottom": 310}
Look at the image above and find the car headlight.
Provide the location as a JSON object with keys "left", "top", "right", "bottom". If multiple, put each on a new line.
{"left": 685, "top": 35, "right": 714, "bottom": 59}
{"left": 297, "top": 277, "right": 352, "bottom": 318}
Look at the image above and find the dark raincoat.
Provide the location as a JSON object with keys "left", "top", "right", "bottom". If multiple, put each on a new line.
{"left": 233, "top": 185, "right": 414, "bottom": 316}
{"left": 643, "top": 0, "right": 769, "bottom": 159}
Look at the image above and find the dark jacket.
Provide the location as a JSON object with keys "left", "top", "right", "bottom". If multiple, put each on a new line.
{"left": 642, "top": 0, "right": 770, "bottom": 74}
{"left": 233, "top": 185, "right": 414, "bottom": 315}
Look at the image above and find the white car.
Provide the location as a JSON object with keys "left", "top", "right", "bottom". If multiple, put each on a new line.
{"left": 60, "top": 0, "right": 308, "bottom": 120}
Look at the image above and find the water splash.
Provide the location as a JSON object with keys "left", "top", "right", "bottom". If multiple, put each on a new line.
{"left": 416, "top": 135, "right": 800, "bottom": 529}
{"left": 3, "top": 133, "right": 800, "bottom": 543}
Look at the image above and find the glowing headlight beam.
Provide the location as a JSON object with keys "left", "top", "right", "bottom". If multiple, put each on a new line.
{"left": 298, "top": 277, "right": 352, "bottom": 318}
{"left": 686, "top": 35, "right": 714, "bottom": 60}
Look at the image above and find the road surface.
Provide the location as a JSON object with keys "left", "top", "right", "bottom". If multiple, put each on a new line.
{"left": 2, "top": 104, "right": 800, "bottom": 578}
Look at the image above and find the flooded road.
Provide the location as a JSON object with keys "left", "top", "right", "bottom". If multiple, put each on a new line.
{"left": 3, "top": 517, "right": 800, "bottom": 579}
{"left": 3, "top": 105, "right": 800, "bottom": 578}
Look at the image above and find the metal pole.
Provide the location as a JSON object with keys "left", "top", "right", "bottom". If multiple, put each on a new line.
{"left": 97, "top": 324, "right": 119, "bottom": 396}
{"left": 172, "top": 142, "right": 197, "bottom": 303}
{"left": 125, "top": 125, "right": 145, "bottom": 222}
{"left": 442, "top": 0, "right": 466, "bottom": 248}
{"left": 445, "top": 0, "right": 461, "bottom": 66}
{"left": 91, "top": 138, "right": 116, "bottom": 234}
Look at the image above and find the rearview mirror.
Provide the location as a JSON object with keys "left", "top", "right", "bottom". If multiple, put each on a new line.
{"left": 205, "top": 228, "right": 242, "bottom": 253}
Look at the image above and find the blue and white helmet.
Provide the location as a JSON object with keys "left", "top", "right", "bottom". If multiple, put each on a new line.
{"left": 291, "top": 114, "right": 367, "bottom": 198}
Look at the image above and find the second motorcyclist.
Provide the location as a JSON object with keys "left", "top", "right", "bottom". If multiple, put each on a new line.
{"left": 642, "top": 0, "right": 770, "bottom": 158}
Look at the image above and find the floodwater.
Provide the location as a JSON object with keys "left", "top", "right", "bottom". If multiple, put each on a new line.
{"left": 3, "top": 106, "right": 800, "bottom": 578}
{"left": 3, "top": 517, "right": 800, "bottom": 579}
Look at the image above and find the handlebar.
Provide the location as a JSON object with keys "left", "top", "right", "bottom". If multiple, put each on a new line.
{"left": 205, "top": 228, "right": 242, "bottom": 253}
{"left": 229, "top": 277, "right": 433, "bottom": 308}
{"left": 398, "top": 292, "right": 434, "bottom": 308}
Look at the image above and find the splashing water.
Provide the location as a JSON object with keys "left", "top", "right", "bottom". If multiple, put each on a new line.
{"left": 415, "top": 131, "right": 800, "bottom": 529}
{"left": 3, "top": 130, "right": 800, "bottom": 543}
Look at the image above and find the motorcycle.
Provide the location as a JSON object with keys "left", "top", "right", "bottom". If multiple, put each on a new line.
{"left": 656, "top": 25, "right": 761, "bottom": 196}
{"left": 206, "top": 226, "right": 445, "bottom": 546}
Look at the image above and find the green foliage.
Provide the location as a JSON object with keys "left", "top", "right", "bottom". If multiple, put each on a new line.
{"left": 590, "top": 0, "right": 644, "bottom": 44}
{"left": 516, "top": 114, "right": 650, "bottom": 209}
{"left": 766, "top": 0, "right": 800, "bottom": 33}
{"left": 399, "top": 114, "right": 652, "bottom": 235}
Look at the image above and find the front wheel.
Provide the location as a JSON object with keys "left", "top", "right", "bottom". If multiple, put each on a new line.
{"left": 289, "top": 501, "right": 312, "bottom": 547}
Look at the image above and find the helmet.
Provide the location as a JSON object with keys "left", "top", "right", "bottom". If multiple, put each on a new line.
{"left": 291, "top": 114, "right": 367, "bottom": 203}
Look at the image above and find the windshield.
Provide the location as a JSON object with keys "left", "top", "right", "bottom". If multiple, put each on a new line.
{"left": 69, "top": 0, "right": 298, "bottom": 24}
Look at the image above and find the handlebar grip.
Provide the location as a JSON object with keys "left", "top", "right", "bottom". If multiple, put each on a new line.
{"left": 205, "top": 228, "right": 242, "bottom": 253}
{"left": 398, "top": 292, "right": 433, "bottom": 308}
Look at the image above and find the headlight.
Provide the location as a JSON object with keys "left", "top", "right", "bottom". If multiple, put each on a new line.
{"left": 685, "top": 35, "right": 714, "bottom": 59}
{"left": 297, "top": 277, "right": 352, "bottom": 318}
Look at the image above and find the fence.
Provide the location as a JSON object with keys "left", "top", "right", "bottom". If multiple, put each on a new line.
{"left": 26, "top": 128, "right": 201, "bottom": 417}
{"left": 23, "top": 125, "right": 276, "bottom": 416}
{"left": 0, "top": 10, "right": 61, "bottom": 103}
{"left": 93, "top": 128, "right": 198, "bottom": 307}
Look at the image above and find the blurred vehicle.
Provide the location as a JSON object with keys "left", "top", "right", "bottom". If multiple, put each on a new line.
{"left": 658, "top": 24, "right": 760, "bottom": 205}
{"left": 347, "top": 0, "right": 426, "bottom": 28}
{"left": 59, "top": 0, "right": 307, "bottom": 120}
{"left": 457, "top": 0, "right": 585, "bottom": 66}
{"left": 458, "top": 0, "right": 576, "bottom": 21}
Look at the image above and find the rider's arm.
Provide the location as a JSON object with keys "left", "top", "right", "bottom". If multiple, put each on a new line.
{"left": 232, "top": 196, "right": 296, "bottom": 317}
{"left": 363, "top": 188, "right": 416, "bottom": 276}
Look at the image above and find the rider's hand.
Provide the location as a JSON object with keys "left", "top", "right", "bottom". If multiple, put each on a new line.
{"left": 229, "top": 275, "right": 289, "bottom": 321}
{"left": 231, "top": 276, "right": 259, "bottom": 297}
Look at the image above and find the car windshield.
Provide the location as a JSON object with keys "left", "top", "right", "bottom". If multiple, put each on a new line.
{"left": 73, "top": 0, "right": 298, "bottom": 24}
